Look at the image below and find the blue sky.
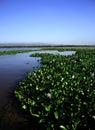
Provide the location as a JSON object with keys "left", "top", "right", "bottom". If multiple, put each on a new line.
{"left": 0, "top": 0, "right": 95, "bottom": 45}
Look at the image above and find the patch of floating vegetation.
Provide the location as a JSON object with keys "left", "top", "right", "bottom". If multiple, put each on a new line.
{"left": 15, "top": 49, "right": 95, "bottom": 130}
{"left": 0, "top": 50, "right": 34, "bottom": 56}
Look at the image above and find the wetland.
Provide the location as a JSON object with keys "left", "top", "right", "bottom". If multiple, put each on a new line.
{"left": 0, "top": 46, "right": 95, "bottom": 130}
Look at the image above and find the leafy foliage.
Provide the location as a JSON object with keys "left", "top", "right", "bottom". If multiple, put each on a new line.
{"left": 15, "top": 49, "right": 95, "bottom": 130}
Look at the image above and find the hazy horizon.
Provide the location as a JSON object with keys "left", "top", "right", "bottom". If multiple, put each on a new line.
{"left": 0, "top": 0, "right": 95, "bottom": 45}
{"left": 0, "top": 42, "right": 95, "bottom": 46}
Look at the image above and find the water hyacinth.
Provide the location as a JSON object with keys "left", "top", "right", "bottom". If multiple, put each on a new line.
{"left": 46, "top": 93, "right": 51, "bottom": 98}
{"left": 47, "top": 75, "right": 51, "bottom": 79}
{"left": 15, "top": 49, "right": 95, "bottom": 130}
{"left": 61, "top": 77, "right": 64, "bottom": 81}
{"left": 90, "top": 72, "right": 94, "bottom": 77}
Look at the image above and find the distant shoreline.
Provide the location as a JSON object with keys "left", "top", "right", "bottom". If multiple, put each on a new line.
{"left": 0, "top": 44, "right": 95, "bottom": 48}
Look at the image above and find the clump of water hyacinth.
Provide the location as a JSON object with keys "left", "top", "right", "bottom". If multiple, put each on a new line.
{"left": 15, "top": 49, "right": 95, "bottom": 130}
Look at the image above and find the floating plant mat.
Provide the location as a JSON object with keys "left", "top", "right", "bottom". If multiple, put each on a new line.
{"left": 15, "top": 49, "right": 95, "bottom": 130}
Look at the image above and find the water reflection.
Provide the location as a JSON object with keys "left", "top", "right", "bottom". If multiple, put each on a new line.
{"left": 31, "top": 50, "right": 76, "bottom": 56}
{"left": 0, "top": 52, "right": 41, "bottom": 111}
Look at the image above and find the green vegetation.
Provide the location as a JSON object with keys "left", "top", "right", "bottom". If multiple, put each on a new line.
{"left": 0, "top": 50, "right": 33, "bottom": 55}
{"left": 41, "top": 46, "right": 95, "bottom": 51}
{"left": 0, "top": 46, "right": 95, "bottom": 55}
{"left": 15, "top": 49, "right": 95, "bottom": 130}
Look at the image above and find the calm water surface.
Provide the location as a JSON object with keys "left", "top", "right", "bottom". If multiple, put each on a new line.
{"left": 0, "top": 47, "right": 41, "bottom": 52}
{"left": 0, "top": 52, "right": 41, "bottom": 111}
{"left": 31, "top": 50, "right": 76, "bottom": 56}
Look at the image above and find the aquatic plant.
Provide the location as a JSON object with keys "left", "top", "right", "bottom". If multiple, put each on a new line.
{"left": 15, "top": 49, "right": 95, "bottom": 130}
{"left": 0, "top": 50, "right": 33, "bottom": 55}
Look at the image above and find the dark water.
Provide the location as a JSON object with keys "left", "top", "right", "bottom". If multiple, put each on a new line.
{"left": 0, "top": 47, "right": 41, "bottom": 52}
{"left": 0, "top": 52, "right": 41, "bottom": 111}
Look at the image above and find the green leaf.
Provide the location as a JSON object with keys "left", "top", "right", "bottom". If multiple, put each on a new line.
{"left": 54, "top": 111, "right": 59, "bottom": 119}
{"left": 45, "top": 105, "right": 51, "bottom": 111}
{"left": 22, "top": 105, "right": 26, "bottom": 109}
{"left": 39, "top": 119, "right": 45, "bottom": 123}
{"left": 92, "top": 116, "right": 95, "bottom": 119}
{"left": 60, "top": 125, "right": 67, "bottom": 130}
{"left": 32, "top": 100, "right": 35, "bottom": 105}
{"left": 32, "top": 113, "right": 40, "bottom": 118}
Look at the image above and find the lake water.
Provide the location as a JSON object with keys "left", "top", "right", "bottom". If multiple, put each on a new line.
{"left": 0, "top": 52, "right": 41, "bottom": 112}
{"left": 31, "top": 50, "right": 76, "bottom": 56}
{"left": 0, "top": 47, "right": 41, "bottom": 52}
